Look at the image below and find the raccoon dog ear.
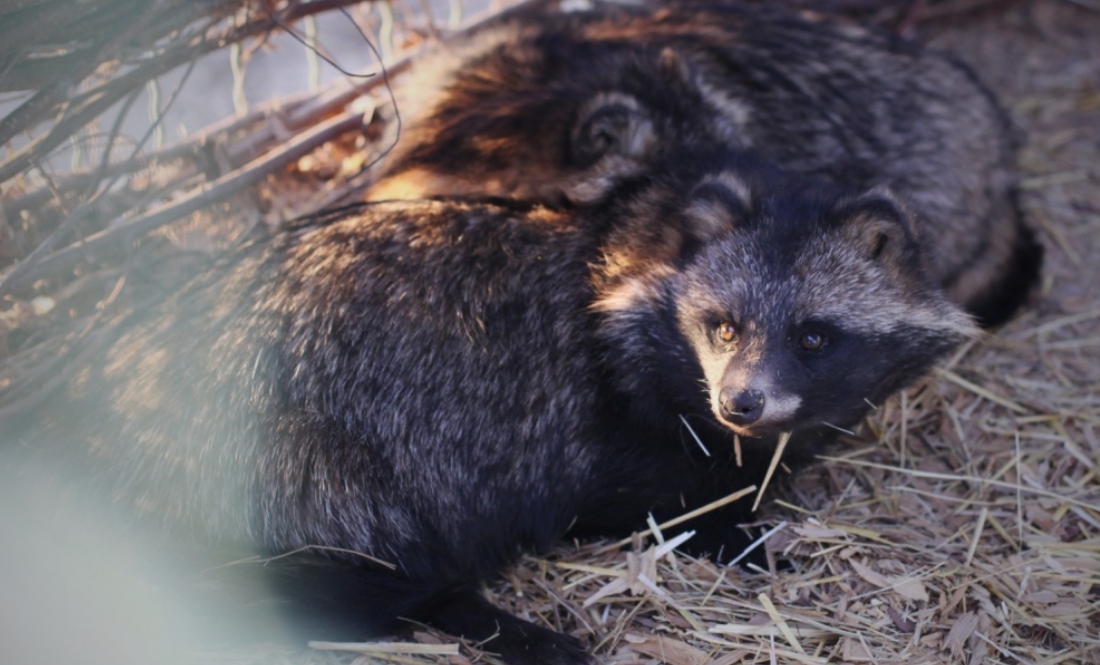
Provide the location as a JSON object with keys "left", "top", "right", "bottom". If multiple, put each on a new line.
{"left": 836, "top": 188, "right": 919, "bottom": 266}
{"left": 570, "top": 92, "right": 656, "bottom": 168}
{"left": 683, "top": 172, "right": 752, "bottom": 243}
{"left": 657, "top": 46, "right": 692, "bottom": 83}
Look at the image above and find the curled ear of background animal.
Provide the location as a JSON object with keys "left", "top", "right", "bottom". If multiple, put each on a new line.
{"left": 836, "top": 189, "right": 920, "bottom": 267}
{"left": 684, "top": 172, "right": 753, "bottom": 241}
{"left": 657, "top": 46, "right": 692, "bottom": 83}
{"left": 569, "top": 93, "right": 655, "bottom": 167}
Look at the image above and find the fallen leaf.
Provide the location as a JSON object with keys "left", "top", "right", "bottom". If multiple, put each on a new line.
{"left": 850, "top": 560, "right": 928, "bottom": 602}
{"left": 625, "top": 634, "right": 709, "bottom": 665}
{"left": 943, "top": 612, "right": 979, "bottom": 655}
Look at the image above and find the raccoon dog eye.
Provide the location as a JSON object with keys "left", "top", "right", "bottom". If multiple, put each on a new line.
{"left": 799, "top": 331, "right": 828, "bottom": 351}
{"left": 717, "top": 321, "right": 738, "bottom": 344}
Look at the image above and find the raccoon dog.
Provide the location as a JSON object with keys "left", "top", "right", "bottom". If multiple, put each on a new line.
{"left": 6, "top": 152, "right": 976, "bottom": 664}
{"left": 368, "top": 2, "right": 1041, "bottom": 327}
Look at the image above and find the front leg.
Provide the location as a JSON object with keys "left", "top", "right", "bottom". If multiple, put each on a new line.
{"left": 256, "top": 552, "right": 593, "bottom": 665}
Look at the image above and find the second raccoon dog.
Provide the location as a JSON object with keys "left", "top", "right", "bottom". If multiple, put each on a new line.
{"left": 9, "top": 153, "right": 976, "bottom": 665}
{"left": 367, "top": 2, "right": 1041, "bottom": 327}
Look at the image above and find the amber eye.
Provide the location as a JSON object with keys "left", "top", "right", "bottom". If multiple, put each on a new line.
{"left": 800, "top": 331, "right": 827, "bottom": 351}
{"left": 717, "top": 321, "right": 738, "bottom": 344}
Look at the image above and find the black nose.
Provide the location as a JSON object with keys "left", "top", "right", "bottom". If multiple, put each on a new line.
{"left": 719, "top": 388, "right": 765, "bottom": 425}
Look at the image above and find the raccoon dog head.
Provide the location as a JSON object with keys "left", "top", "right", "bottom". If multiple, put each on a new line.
{"left": 595, "top": 155, "right": 979, "bottom": 438}
{"left": 369, "top": 22, "right": 746, "bottom": 205}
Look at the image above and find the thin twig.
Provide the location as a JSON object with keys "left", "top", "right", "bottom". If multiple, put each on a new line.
{"left": 0, "top": 0, "right": 167, "bottom": 148}
{"left": 596, "top": 485, "right": 757, "bottom": 554}
{"left": 1, "top": 111, "right": 363, "bottom": 294}
{"left": 0, "top": 60, "right": 197, "bottom": 298}
{"left": 0, "top": 0, "right": 368, "bottom": 185}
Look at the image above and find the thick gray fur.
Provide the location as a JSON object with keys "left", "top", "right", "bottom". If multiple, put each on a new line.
{"left": 7, "top": 153, "right": 977, "bottom": 663}
{"left": 370, "top": 1, "right": 1041, "bottom": 325}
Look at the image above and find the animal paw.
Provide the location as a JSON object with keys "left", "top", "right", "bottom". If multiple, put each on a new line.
{"left": 426, "top": 589, "right": 593, "bottom": 665}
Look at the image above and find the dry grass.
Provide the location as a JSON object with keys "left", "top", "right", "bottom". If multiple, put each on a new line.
{"left": 308, "top": 4, "right": 1100, "bottom": 664}
{"left": 1, "top": 1, "right": 1097, "bottom": 664}
{"left": 356, "top": 357, "right": 1100, "bottom": 664}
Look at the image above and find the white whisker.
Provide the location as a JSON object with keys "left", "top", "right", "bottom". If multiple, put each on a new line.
{"left": 821, "top": 421, "right": 855, "bottom": 435}
{"left": 678, "top": 414, "right": 711, "bottom": 457}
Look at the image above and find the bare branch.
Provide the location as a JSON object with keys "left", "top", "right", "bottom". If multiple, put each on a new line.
{"left": 1, "top": 110, "right": 364, "bottom": 295}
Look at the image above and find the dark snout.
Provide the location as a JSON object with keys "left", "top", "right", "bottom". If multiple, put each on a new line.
{"left": 718, "top": 387, "right": 765, "bottom": 426}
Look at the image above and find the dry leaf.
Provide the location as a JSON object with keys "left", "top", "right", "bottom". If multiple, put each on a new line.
{"left": 624, "top": 634, "right": 709, "bottom": 665}
{"left": 893, "top": 576, "right": 930, "bottom": 603}
{"left": 839, "top": 638, "right": 873, "bottom": 662}
{"left": 850, "top": 560, "right": 929, "bottom": 602}
{"left": 943, "top": 612, "right": 980, "bottom": 655}
{"left": 850, "top": 559, "right": 892, "bottom": 588}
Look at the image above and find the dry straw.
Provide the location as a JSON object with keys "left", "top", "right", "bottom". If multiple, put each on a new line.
{"left": 1, "top": 1, "right": 1097, "bottom": 664}
{"left": 303, "top": 3, "right": 1100, "bottom": 663}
